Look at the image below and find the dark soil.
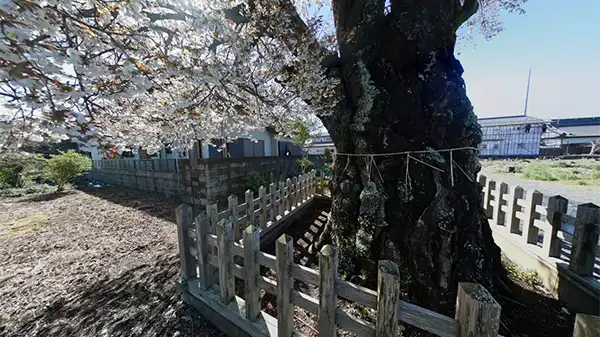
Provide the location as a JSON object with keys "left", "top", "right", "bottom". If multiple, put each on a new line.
{"left": 0, "top": 186, "right": 223, "bottom": 337}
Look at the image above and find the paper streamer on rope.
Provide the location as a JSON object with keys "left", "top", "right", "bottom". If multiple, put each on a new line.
{"left": 336, "top": 146, "right": 477, "bottom": 188}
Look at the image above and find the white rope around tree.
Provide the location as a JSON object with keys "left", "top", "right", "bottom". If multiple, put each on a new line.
{"left": 335, "top": 146, "right": 478, "bottom": 188}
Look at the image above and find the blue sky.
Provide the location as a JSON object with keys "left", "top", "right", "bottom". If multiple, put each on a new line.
{"left": 458, "top": 0, "right": 600, "bottom": 120}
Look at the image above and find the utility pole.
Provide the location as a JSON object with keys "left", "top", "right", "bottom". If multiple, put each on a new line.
{"left": 523, "top": 69, "right": 532, "bottom": 116}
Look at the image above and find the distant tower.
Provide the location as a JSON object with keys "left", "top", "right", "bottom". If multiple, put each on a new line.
{"left": 523, "top": 69, "right": 532, "bottom": 116}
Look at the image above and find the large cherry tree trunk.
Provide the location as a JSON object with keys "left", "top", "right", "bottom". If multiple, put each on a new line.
{"left": 318, "top": 0, "right": 506, "bottom": 317}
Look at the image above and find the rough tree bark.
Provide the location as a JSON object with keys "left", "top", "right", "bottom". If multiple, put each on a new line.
{"left": 316, "top": 0, "right": 506, "bottom": 318}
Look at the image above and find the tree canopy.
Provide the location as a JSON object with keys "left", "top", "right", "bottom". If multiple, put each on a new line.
{"left": 0, "top": 0, "right": 524, "bottom": 153}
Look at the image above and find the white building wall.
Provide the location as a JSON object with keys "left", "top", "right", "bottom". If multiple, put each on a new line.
{"left": 480, "top": 124, "right": 542, "bottom": 156}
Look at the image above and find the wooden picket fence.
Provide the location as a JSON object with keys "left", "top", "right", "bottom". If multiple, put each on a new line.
{"left": 176, "top": 170, "right": 599, "bottom": 337}
{"left": 478, "top": 173, "right": 600, "bottom": 278}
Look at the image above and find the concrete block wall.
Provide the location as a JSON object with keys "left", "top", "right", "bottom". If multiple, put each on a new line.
{"left": 91, "top": 156, "right": 320, "bottom": 205}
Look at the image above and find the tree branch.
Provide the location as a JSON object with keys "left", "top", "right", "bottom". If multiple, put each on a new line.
{"left": 454, "top": 0, "right": 479, "bottom": 28}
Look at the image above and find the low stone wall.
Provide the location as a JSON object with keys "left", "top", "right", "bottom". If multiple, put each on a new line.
{"left": 90, "top": 156, "right": 319, "bottom": 205}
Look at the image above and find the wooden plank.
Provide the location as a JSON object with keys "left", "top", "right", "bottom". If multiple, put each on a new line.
{"left": 318, "top": 245, "right": 337, "bottom": 336}
{"left": 243, "top": 225, "right": 261, "bottom": 321}
{"left": 259, "top": 275, "right": 277, "bottom": 295}
{"left": 569, "top": 203, "right": 600, "bottom": 276}
{"left": 194, "top": 212, "right": 211, "bottom": 290}
{"left": 276, "top": 234, "right": 294, "bottom": 337}
{"left": 256, "top": 251, "right": 276, "bottom": 269}
{"left": 484, "top": 178, "right": 496, "bottom": 219}
{"left": 376, "top": 260, "right": 400, "bottom": 336}
{"left": 572, "top": 313, "right": 600, "bottom": 337}
{"left": 216, "top": 219, "right": 235, "bottom": 304}
{"left": 176, "top": 204, "right": 195, "bottom": 283}
{"left": 245, "top": 190, "right": 255, "bottom": 227}
{"left": 506, "top": 185, "right": 524, "bottom": 234}
{"left": 542, "top": 195, "right": 569, "bottom": 258}
{"left": 291, "top": 263, "right": 319, "bottom": 285}
{"left": 184, "top": 280, "right": 277, "bottom": 337}
{"left": 396, "top": 301, "right": 460, "bottom": 337}
{"left": 335, "top": 308, "right": 376, "bottom": 337}
{"left": 291, "top": 177, "right": 298, "bottom": 208}
{"left": 291, "top": 290, "right": 318, "bottom": 314}
{"left": 522, "top": 190, "right": 543, "bottom": 245}
{"left": 269, "top": 183, "right": 277, "bottom": 222}
{"left": 493, "top": 182, "right": 508, "bottom": 227}
{"left": 217, "top": 209, "right": 230, "bottom": 221}
{"left": 455, "top": 282, "right": 501, "bottom": 337}
{"left": 335, "top": 278, "right": 377, "bottom": 308}
{"left": 259, "top": 186, "right": 267, "bottom": 229}
{"left": 278, "top": 181, "right": 286, "bottom": 217}
{"left": 228, "top": 195, "right": 239, "bottom": 241}
{"left": 285, "top": 178, "right": 292, "bottom": 212}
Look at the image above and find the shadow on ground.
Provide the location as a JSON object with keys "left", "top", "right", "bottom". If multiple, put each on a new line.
{"left": 16, "top": 190, "right": 76, "bottom": 203}
{"left": 497, "top": 272, "right": 576, "bottom": 337}
{"left": 2, "top": 254, "right": 224, "bottom": 337}
{"left": 77, "top": 185, "right": 181, "bottom": 222}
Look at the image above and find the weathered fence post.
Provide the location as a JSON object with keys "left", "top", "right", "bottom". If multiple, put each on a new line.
{"left": 285, "top": 178, "right": 292, "bottom": 212}
{"left": 572, "top": 313, "right": 600, "bottom": 337}
{"left": 542, "top": 195, "right": 568, "bottom": 258}
{"left": 279, "top": 181, "right": 286, "bottom": 216}
{"left": 291, "top": 176, "right": 298, "bottom": 208}
{"left": 493, "top": 182, "right": 508, "bottom": 226}
{"left": 243, "top": 225, "right": 261, "bottom": 321}
{"left": 319, "top": 245, "right": 338, "bottom": 336}
{"left": 194, "top": 212, "right": 211, "bottom": 290}
{"left": 455, "top": 282, "right": 501, "bottom": 337}
{"left": 216, "top": 219, "right": 234, "bottom": 304}
{"left": 569, "top": 203, "right": 600, "bottom": 276}
{"left": 269, "top": 183, "right": 277, "bottom": 222}
{"left": 376, "top": 260, "right": 400, "bottom": 336}
{"left": 245, "top": 189, "right": 254, "bottom": 227}
{"left": 506, "top": 185, "right": 525, "bottom": 234}
{"left": 176, "top": 204, "right": 195, "bottom": 286}
{"left": 310, "top": 170, "right": 316, "bottom": 196}
{"left": 259, "top": 186, "right": 267, "bottom": 228}
{"left": 276, "top": 234, "right": 294, "bottom": 337}
{"left": 206, "top": 203, "right": 220, "bottom": 282}
{"left": 320, "top": 171, "right": 325, "bottom": 195}
{"left": 228, "top": 195, "right": 239, "bottom": 240}
{"left": 522, "top": 190, "right": 543, "bottom": 244}
{"left": 483, "top": 178, "right": 495, "bottom": 219}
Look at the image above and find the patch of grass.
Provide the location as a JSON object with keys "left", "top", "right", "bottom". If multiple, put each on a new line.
{"left": 0, "top": 212, "right": 51, "bottom": 239}
{"left": 490, "top": 159, "right": 600, "bottom": 186}
{"left": 504, "top": 261, "right": 543, "bottom": 289}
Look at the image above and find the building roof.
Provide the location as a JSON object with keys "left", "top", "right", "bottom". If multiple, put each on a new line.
{"left": 552, "top": 125, "right": 600, "bottom": 137}
{"left": 477, "top": 115, "right": 548, "bottom": 127}
{"left": 551, "top": 117, "right": 600, "bottom": 128}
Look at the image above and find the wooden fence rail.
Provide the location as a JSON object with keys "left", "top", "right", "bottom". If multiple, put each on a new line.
{"left": 176, "top": 170, "right": 598, "bottom": 337}
{"left": 177, "top": 170, "right": 504, "bottom": 336}
{"left": 478, "top": 173, "right": 600, "bottom": 277}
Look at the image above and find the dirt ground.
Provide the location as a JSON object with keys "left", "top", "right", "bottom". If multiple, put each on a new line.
{"left": 0, "top": 185, "right": 578, "bottom": 337}
{"left": 0, "top": 187, "right": 223, "bottom": 337}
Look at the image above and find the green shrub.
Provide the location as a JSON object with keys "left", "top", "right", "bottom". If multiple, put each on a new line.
{"left": 244, "top": 170, "right": 267, "bottom": 194}
{"left": 0, "top": 183, "right": 55, "bottom": 198}
{"left": 44, "top": 150, "right": 92, "bottom": 191}
{"left": 323, "top": 148, "right": 333, "bottom": 164}
{"left": 296, "top": 156, "right": 315, "bottom": 174}
{"left": 0, "top": 153, "right": 45, "bottom": 188}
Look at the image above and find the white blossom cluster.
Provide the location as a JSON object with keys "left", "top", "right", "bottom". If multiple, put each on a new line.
{"left": 0, "top": 0, "right": 523, "bottom": 153}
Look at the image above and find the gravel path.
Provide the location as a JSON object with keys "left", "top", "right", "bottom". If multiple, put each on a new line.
{"left": 481, "top": 169, "right": 600, "bottom": 216}
{"left": 0, "top": 187, "right": 224, "bottom": 337}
